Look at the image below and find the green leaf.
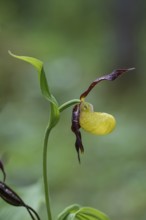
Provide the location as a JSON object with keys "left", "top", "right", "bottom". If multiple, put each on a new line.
{"left": 57, "top": 205, "right": 110, "bottom": 220}
{"left": 49, "top": 102, "right": 60, "bottom": 129}
{"left": 76, "top": 207, "right": 110, "bottom": 220}
{"left": 9, "top": 50, "right": 43, "bottom": 71}
{"left": 9, "top": 51, "right": 60, "bottom": 128}
{"left": 8, "top": 51, "right": 57, "bottom": 105}
{"left": 57, "top": 204, "right": 81, "bottom": 220}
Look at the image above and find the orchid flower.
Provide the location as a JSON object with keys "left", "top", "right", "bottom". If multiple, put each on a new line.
{"left": 71, "top": 68, "right": 134, "bottom": 162}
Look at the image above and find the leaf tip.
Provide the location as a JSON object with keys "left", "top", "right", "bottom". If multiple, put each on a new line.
{"left": 8, "top": 50, "right": 21, "bottom": 60}
{"left": 8, "top": 50, "right": 14, "bottom": 57}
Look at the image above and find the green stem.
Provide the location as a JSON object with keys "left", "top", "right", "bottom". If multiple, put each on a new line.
{"left": 59, "top": 99, "right": 80, "bottom": 112}
{"left": 43, "top": 126, "right": 52, "bottom": 220}
{"left": 42, "top": 99, "right": 80, "bottom": 220}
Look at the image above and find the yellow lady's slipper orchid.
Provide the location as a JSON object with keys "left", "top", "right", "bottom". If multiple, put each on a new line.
{"left": 71, "top": 68, "right": 135, "bottom": 162}
{"left": 79, "top": 101, "right": 116, "bottom": 135}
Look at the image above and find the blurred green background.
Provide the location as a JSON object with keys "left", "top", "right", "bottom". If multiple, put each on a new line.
{"left": 0, "top": 0, "right": 146, "bottom": 220}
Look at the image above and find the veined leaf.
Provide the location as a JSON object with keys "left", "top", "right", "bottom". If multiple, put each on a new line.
{"left": 57, "top": 205, "right": 110, "bottom": 220}
{"left": 76, "top": 207, "right": 110, "bottom": 220}
{"left": 57, "top": 204, "right": 81, "bottom": 220}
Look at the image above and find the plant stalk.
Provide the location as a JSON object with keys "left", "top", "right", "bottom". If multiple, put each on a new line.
{"left": 43, "top": 99, "right": 81, "bottom": 220}
{"left": 59, "top": 99, "right": 80, "bottom": 112}
{"left": 43, "top": 126, "right": 52, "bottom": 220}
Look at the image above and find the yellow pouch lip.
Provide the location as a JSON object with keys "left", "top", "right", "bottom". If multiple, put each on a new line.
{"left": 79, "top": 102, "right": 116, "bottom": 135}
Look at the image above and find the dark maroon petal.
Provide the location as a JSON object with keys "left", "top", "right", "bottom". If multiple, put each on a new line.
{"left": 80, "top": 68, "right": 135, "bottom": 99}
{"left": 71, "top": 104, "right": 84, "bottom": 162}
{"left": 0, "top": 160, "right": 6, "bottom": 182}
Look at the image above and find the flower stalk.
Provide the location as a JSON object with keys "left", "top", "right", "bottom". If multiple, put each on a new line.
{"left": 43, "top": 126, "right": 52, "bottom": 220}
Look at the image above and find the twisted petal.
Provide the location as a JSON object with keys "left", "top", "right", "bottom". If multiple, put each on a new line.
{"left": 71, "top": 104, "right": 84, "bottom": 162}
{"left": 80, "top": 68, "right": 135, "bottom": 99}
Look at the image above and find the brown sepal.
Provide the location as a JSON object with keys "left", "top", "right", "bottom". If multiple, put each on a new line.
{"left": 80, "top": 68, "right": 135, "bottom": 99}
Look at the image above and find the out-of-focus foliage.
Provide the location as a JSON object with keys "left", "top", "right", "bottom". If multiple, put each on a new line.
{"left": 0, "top": 1, "right": 146, "bottom": 220}
{"left": 57, "top": 204, "right": 110, "bottom": 220}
